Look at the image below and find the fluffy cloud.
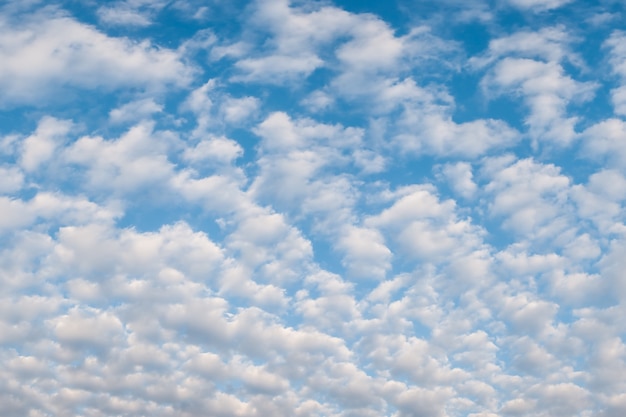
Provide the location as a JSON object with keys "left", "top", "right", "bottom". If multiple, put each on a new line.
{"left": 604, "top": 31, "right": 626, "bottom": 116}
{"left": 477, "top": 27, "right": 596, "bottom": 146}
{"left": 481, "top": 156, "right": 573, "bottom": 240}
{"left": 0, "top": 8, "right": 193, "bottom": 105}
{"left": 1, "top": 0, "right": 625, "bottom": 416}
{"left": 505, "top": 0, "right": 572, "bottom": 12}
{"left": 583, "top": 118, "right": 624, "bottom": 155}
{"left": 64, "top": 122, "right": 178, "bottom": 193}
{"left": 19, "top": 116, "right": 73, "bottom": 172}
{"left": 97, "top": 0, "right": 169, "bottom": 27}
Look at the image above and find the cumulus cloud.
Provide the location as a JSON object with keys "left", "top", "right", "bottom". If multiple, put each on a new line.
{"left": 582, "top": 118, "right": 626, "bottom": 173}
{"left": 481, "top": 157, "right": 573, "bottom": 239}
{"left": 604, "top": 31, "right": 626, "bottom": 116}
{"left": 109, "top": 98, "right": 164, "bottom": 124}
{"left": 0, "top": 9, "right": 194, "bottom": 106}
{"left": 438, "top": 162, "right": 478, "bottom": 199}
{"left": 1, "top": 0, "right": 625, "bottom": 416}
{"left": 504, "top": 0, "right": 573, "bottom": 12}
{"left": 474, "top": 26, "right": 598, "bottom": 148}
{"left": 96, "top": 0, "right": 169, "bottom": 27}
{"left": 64, "top": 121, "right": 178, "bottom": 193}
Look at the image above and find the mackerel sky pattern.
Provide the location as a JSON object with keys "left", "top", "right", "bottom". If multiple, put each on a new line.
{"left": 1, "top": 0, "right": 626, "bottom": 416}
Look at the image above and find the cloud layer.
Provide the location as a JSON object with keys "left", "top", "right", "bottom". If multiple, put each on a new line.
{"left": 1, "top": 0, "right": 625, "bottom": 416}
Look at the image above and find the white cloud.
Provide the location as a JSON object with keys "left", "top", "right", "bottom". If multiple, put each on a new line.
{"left": 476, "top": 27, "right": 596, "bottom": 147}
{"left": 0, "top": 10, "right": 194, "bottom": 105}
{"left": 20, "top": 116, "right": 73, "bottom": 172}
{"left": 182, "top": 135, "right": 243, "bottom": 165}
{"left": 219, "top": 96, "right": 260, "bottom": 124}
{"left": 234, "top": 53, "right": 324, "bottom": 84}
{"left": 496, "top": 290, "right": 559, "bottom": 336}
{"left": 1, "top": 1, "right": 625, "bottom": 416}
{"left": 599, "top": 239, "right": 626, "bottom": 302}
{"left": 571, "top": 169, "right": 626, "bottom": 235}
{"left": 169, "top": 170, "right": 249, "bottom": 213}
{"left": 109, "top": 98, "right": 163, "bottom": 124}
{"left": 548, "top": 270, "right": 605, "bottom": 306}
{"left": 482, "top": 58, "right": 594, "bottom": 146}
{"left": 49, "top": 307, "right": 124, "bottom": 352}
{"left": 482, "top": 157, "right": 574, "bottom": 240}
{"left": 394, "top": 100, "right": 520, "bottom": 157}
{"left": 0, "top": 192, "right": 121, "bottom": 234}
{"left": 586, "top": 169, "right": 626, "bottom": 201}
{"left": 228, "top": 0, "right": 351, "bottom": 83}
{"left": 0, "top": 165, "right": 24, "bottom": 193}
{"left": 604, "top": 31, "right": 626, "bottom": 116}
{"left": 366, "top": 186, "right": 489, "bottom": 278}
{"left": 300, "top": 90, "right": 335, "bottom": 112}
{"left": 224, "top": 210, "right": 313, "bottom": 285}
{"left": 96, "top": 0, "right": 171, "bottom": 27}
{"left": 438, "top": 162, "right": 478, "bottom": 199}
{"left": 295, "top": 270, "right": 360, "bottom": 332}
{"left": 97, "top": 5, "right": 153, "bottom": 27}
{"left": 582, "top": 118, "right": 626, "bottom": 171}
{"left": 231, "top": 0, "right": 458, "bottom": 89}
{"left": 182, "top": 80, "right": 261, "bottom": 137}
{"left": 587, "top": 12, "right": 619, "bottom": 26}
{"left": 249, "top": 112, "right": 363, "bottom": 219}
{"left": 64, "top": 121, "right": 178, "bottom": 193}
{"left": 504, "top": 0, "right": 572, "bottom": 12}
{"left": 323, "top": 74, "right": 519, "bottom": 158}
{"left": 335, "top": 17, "right": 405, "bottom": 72}
{"left": 472, "top": 27, "right": 578, "bottom": 67}
{"left": 336, "top": 226, "right": 392, "bottom": 280}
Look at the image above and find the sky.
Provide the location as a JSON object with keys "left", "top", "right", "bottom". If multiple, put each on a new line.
{"left": 1, "top": 0, "right": 626, "bottom": 416}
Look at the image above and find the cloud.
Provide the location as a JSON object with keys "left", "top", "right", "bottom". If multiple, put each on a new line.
{"left": 229, "top": 0, "right": 458, "bottom": 88}
{"left": 482, "top": 57, "right": 594, "bottom": 146}
{"left": 1, "top": 1, "right": 626, "bottom": 416}
{"left": 471, "top": 27, "right": 579, "bottom": 67}
{"left": 438, "top": 162, "right": 478, "bottom": 199}
{"left": 181, "top": 80, "right": 261, "bottom": 137}
{"left": 64, "top": 121, "right": 178, "bottom": 193}
{"left": 504, "top": 0, "right": 573, "bottom": 12}
{"left": 227, "top": 0, "right": 352, "bottom": 83}
{"left": 571, "top": 168, "right": 626, "bottom": 234}
{"left": 481, "top": 156, "right": 574, "bottom": 241}
{"left": 336, "top": 226, "right": 392, "bottom": 280}
{"left": 604, "top": 31, "right": 626, "bottom": 116}
{"left": 182, "top": 135, "right": 243, "bottom": 165}
{"left": 392, "top": 91, "right": 520, "bottom": 157}
{"left": 476, "top": 27, "right": 596, "bottom": 147}
{"left": 19, "top": 116, "right": 73, "bottom": 172}
{"left": 0, "top": 192, "right": 121, "bottom": 235}
{"left": 97, "top": 5, "right": 153, "bottom": 27}
{"left": 582, "top": 118, "right": 626, "bottom": 172}
{"left": 365, "top": 186, "right": 491, "bottom": 293}
{"left": 96, "top": 0, "right": 171, "bottom": 27}
{"left": 249, "top": 112, "right": 363, "bottom": 221}
{"left": 109, "top": 98, "right": 164, "bottom": 124}
{"left": 0, "top": 165, "right": 23, "bottom": 193}
{"left": 0, "top": 9, "right": 194, "bottom": 106}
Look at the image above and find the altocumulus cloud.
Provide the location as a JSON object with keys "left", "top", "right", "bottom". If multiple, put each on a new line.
{"left": 0, "top": 0, "right": 625, "bottom": 416}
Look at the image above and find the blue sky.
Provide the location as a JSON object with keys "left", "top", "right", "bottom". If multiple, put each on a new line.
{"left": 1, "top": 0, "right": 626, "bottom": 416}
